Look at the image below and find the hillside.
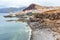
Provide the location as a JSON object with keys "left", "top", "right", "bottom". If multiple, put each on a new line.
{"left": 28, "top": 7, "right": 60, "bottom": 40}
{"left": 23, "top": 4, "right": 60, "bottom": 12}
{"left": 23, "top": 4, "right": 45, "bottom": 11}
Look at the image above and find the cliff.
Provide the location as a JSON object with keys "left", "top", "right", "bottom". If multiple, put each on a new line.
{"left": 6, "top": 3, "right": 60, "bottom": 40}
{"left": 27, "top": 9, "right": 60, "bottom": 40}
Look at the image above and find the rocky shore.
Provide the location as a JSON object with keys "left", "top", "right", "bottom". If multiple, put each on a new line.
{"left": 27, "top": 20, "right": 60, "bottom": 40}
{"left": 27, "top": 10, "right": 60, "bottom": 40}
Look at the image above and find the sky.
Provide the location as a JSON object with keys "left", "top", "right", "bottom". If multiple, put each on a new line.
{"left": 0, "top": 0, "right": 60, "bottom": 8}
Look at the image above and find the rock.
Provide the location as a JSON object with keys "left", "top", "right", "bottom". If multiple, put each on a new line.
{"left": 27, "top": 20, "right": 60, "bottom": 40}
{"left": 4, "top": 13, "right": 16, "bottom": 18}
{"left": 27, "top": 9, "right": 60, "bottom": 40}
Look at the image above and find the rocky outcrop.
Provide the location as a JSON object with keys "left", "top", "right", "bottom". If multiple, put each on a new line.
{"left": 27, "top": 10, "right": 60, "bottom": 40}
{"left": 15, "top": 4, "right": 60, "bottom": 40}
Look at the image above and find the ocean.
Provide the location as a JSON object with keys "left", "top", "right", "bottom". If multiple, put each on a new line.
{"left": 0, "top": 13, "right": 31, "bottom": 40}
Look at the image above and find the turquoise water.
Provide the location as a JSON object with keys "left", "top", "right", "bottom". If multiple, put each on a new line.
{"left": 0, "top": 13, "right": 30, "bottom": 40}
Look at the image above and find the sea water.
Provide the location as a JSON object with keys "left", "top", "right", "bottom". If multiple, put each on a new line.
{"left": 0, "top": 13, "right": 31, "bottom": 40}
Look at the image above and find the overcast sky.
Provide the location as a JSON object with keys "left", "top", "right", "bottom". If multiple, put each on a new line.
{"left": 0, "top": 0, "right": 60, "bottom": 8}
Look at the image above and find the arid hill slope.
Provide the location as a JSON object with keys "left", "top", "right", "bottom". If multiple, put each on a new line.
{"left": 23, "top": 4, "right": 44, "bottom": 11}
{"left": 43, "top": 9, "right": 60, "bottom": 14}
{"left": 28, "top": 9, "right": 60, "bottom": 40}
{"left": 23, "top": 4, "right": 60, "bottom": 11}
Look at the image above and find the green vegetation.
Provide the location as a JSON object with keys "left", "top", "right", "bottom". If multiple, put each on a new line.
{"left": 26, "top": 12, "right": 38, "bottom": 16}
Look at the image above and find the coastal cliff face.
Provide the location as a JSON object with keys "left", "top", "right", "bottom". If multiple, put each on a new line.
{"left": 16, "top": 4, "right": 60, "bottom": 40}
{"left": 27, "top": 10, "right": 60, "bottom": 40}
{"left": 19, "top": 4, "right": 60, "bottom": 40}
{"left": 28, "top": 20, "right": 60, "bottom": 40}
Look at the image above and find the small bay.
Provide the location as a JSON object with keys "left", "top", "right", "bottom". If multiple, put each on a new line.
{"left": 0, "top": 13, "right": 30, "bottom": 40}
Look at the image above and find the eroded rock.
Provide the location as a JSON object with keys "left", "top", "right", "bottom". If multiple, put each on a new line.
{"left": 27, "top": 11, "right": 60, "bottom": 40}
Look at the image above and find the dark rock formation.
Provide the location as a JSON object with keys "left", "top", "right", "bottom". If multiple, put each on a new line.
{"left": 23, "top": 4, "right": 44, "bottom": 11}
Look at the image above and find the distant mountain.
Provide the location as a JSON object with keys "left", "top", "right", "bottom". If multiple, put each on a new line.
{"left": 23, "top": 4, "right": 60, "bottom": 11}
{"left": 23, "top": 4, "right": 50, "bottom": 11}
{"left": 23, "top": 4, "right": 42, "bottom": 11}
{"left": 0, "top": 7, "right": 26, "bottom": 13}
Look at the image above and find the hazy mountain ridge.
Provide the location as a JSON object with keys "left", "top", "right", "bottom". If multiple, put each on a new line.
{"left": 0, "top": 7, "right": 26, "bottom": 13}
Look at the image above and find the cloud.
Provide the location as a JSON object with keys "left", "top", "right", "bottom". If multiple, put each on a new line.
{"left": 0, "top": 0, "right": 35, "bottom": 8}
{"left": 0, "top": 0, "right": 60, "bottom": 8}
